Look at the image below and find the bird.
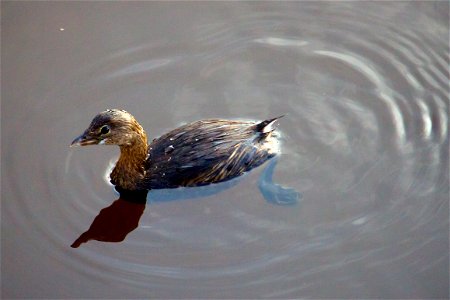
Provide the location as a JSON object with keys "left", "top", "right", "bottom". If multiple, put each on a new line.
{"left": 71, "top": 109, "right": 284, "bottom": 192}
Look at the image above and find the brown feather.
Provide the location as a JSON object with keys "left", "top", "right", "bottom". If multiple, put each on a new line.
{"left": 71, "top": 110, "right": 283, "bottom": 191}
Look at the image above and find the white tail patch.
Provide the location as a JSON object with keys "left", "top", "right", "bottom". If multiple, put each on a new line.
{"left": 263, "top": 132, "right": 281, "bottom": 155}
{"left": 262, "top": 119, "right": 278, "bottom": 133}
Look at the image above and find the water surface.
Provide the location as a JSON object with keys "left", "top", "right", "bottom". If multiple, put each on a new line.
{"left": 2, "top": 2, "right": 449, "bottom": 298}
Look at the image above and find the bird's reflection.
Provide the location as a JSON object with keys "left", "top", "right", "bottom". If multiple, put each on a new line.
{"left": 72, "top": 158, "right": 299, "bottom": 247}
{"left": 71, "top": 190, "right": 148, "bottom": 248}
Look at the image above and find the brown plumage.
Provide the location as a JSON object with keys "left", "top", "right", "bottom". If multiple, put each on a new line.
{"left": 71, "top": 109, "right": 283, "bottom": 191}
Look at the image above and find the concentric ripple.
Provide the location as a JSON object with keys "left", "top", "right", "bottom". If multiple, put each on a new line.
{"left": 3, "top": 2, "right": 448, "bottom": 298}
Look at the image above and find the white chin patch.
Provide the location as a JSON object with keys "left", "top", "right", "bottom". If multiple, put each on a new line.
{"left": 99, "top": 139, "right": 106, "bottom": 145}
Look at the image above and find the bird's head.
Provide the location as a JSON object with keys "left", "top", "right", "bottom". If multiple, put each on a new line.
{"left": 70, "top": 109, "right": 147, "bottom": 147}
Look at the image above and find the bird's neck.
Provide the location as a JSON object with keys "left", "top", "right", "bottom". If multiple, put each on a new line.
{"left": 110, "top": 135, "right": 148, "bottom": 190}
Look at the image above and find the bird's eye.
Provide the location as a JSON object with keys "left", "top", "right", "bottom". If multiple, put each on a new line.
{"left": 100, "top": 125, "right": 110, "bottom": 135}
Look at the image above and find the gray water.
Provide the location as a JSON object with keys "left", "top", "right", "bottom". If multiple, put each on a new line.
{"left": 2, "top": 2, "right": 449, "bottom": 298}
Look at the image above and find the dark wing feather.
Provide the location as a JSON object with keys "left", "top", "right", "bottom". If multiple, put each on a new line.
{"left": 140, "top": 119, "right": 276, "bottom": 189}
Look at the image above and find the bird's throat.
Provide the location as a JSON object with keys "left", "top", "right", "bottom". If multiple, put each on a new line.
{"left": 110, "top": 140, "right": 148, "bottom": 190}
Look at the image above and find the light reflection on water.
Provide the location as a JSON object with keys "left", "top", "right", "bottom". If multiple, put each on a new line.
{"left": 3, "top": 1, "right": 448, "bottom": 298}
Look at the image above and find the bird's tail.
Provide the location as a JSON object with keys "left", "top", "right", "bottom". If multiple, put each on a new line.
{"left": 254, "top": 115, "right": 285, "bottom": 133}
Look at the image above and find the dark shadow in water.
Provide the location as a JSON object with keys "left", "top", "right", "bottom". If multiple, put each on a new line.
{"left": 72, "top": 158, "right": 299, "bottom": 247}
{"left": 71, "top": 190, "right": 148, "bottom": 248}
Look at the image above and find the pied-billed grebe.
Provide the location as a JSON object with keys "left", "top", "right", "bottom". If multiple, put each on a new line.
{"left": 71, "top": 109, "right": 283, "bottom": 191}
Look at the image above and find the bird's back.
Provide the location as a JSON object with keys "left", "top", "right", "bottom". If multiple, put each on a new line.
{"left": 140, "top": 118, "right": 280, "bottom": 189}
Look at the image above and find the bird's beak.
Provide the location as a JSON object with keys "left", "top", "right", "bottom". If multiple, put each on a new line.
{"left": 70, "top": 132, "right": 99, "bottom": 147}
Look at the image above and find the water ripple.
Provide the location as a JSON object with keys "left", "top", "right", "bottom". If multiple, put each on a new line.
{"left": 254, "top": 37, "right": 308, "bottom": 47}
{"left": 4, "top": 2, "right": 448, "bottom": 298}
